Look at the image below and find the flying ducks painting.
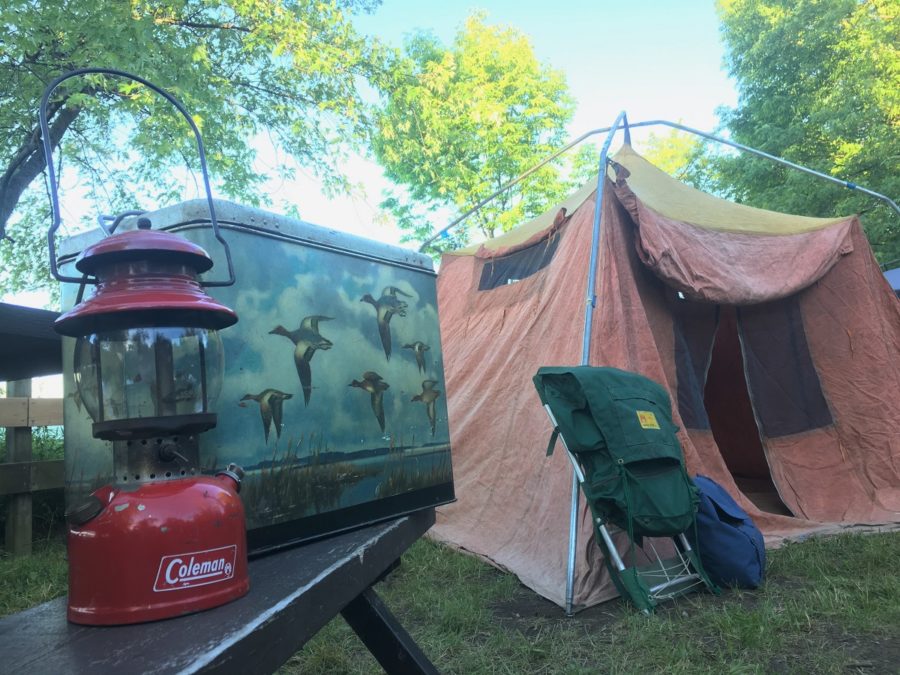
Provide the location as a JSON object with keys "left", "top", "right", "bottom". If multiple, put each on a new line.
{"left": 411, "top": 380, "right": 441, "bottom": 437}
{"left": 402, "top": 341, "right": 430, "bottom": 374}
{"left": 349, "top": 371, "right": 390, "bottom": 432}
{"left": 361, "top": 286, "right": 411, "bottom": 360}
{"left": 269, "top": 315, "right": 333, "bottom": 405}
{"left": 239, "top": 389, "right": 293, "bottom": 443}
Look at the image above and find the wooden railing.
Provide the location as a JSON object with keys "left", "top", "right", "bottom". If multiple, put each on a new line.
{"left": 1, "top": 379, "right": 65, "bottom": 556}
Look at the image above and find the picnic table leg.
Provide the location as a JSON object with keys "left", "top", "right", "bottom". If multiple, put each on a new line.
{"left": 341, "top": 586, "right": 439, "bottom": 675}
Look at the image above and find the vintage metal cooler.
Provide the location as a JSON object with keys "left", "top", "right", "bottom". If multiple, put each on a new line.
{"left": 59, "top": 200, "right": 454, "bottom": 553}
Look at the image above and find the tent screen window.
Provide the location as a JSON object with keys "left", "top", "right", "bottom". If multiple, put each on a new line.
{"left": 478, "top": 233, "right": 561, "bottom": 291}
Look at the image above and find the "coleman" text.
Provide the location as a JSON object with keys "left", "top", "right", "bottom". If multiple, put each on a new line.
{"left": 154, "top": 545, "right": 236, "bottom": 592}
{"left": 165, "top": 556, "right": 227, "bottom": 584}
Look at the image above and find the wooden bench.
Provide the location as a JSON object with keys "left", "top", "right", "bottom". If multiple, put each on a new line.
{"left": 0, "top": 509, "right": 439, "bottom": 674}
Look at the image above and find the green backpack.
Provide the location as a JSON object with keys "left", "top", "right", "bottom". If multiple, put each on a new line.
{"left": 534, "top": 366, "right": 698, "bottom": 540}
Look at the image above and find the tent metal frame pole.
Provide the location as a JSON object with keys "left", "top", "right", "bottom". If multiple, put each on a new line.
{"left": 419, "top": 119, "right": 898, "bottom": 252}
{"left": 563, "top": 111, "right": 631, "bottom": 617}
{"left": 580, "top": 111, "right": 629, "bottom": 363}
{"left": 624, "top": 120, "right": 900, "bottom": 217}
{"left": 419, "top": 127, "right": 612, "bottom": 252}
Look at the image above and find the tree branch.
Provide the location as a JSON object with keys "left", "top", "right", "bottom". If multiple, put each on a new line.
{"left": 0, "top": 105, "right": 81, "bottom": 237}
{"left": 155, "top": 18, "right": 251, "bottom": 33}
{"left": 230, "top": 78, "right": 317, "bottom": 107}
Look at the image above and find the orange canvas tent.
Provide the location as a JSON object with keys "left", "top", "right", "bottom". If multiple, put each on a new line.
{"left": 431, "top": 144, "right": 900, "bottom": 609}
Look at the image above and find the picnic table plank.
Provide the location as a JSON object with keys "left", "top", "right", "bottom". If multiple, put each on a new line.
{"left": 0, "top": 509, "right": 436, "bottom": 674}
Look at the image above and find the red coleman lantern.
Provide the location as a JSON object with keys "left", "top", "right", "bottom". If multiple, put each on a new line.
{"left": 40, "top": 69, "right": 249, "bottom": 625}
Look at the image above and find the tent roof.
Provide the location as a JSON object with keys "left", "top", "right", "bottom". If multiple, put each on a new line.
{"left": 450, "top": 176, "right": 596, "bottom": 255}
{"left": 450, "top": 145, "right": 849, "bottom": 256}
{"left": 613, "top": 145, "right": 847, "bottom": 234}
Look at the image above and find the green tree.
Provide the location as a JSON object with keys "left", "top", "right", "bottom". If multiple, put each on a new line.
{"left": 713, "top": 0, "right": 900, "bottom": 263}
{"left": 639, "top": 128, "right": 707, "bottom": 181}
{"left": 372, "top": 14, "right": 575, "bottom": 249}
{"left": 0, "top": 0, "right": 386, "bottom": 300}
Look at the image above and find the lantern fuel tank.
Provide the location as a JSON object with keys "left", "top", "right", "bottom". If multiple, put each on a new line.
{"left": 66, "top": 469, "right": 248, "bottom": 625}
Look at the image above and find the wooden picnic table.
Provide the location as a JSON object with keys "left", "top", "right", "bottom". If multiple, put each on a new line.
{"left": 0, "top": 508, "right": 438, "bottom": 674}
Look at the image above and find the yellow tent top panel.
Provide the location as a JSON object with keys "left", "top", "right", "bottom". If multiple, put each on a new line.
{"left": 447, "top": 145, "right": 850, "bottom": 256}
{"left": 448, "top": 176, "right": 597, "bottom": 255}
{"left": 612, "top": 144, "right": 848, "bottom": 234}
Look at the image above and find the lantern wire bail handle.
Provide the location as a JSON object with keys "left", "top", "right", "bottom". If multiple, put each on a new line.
{"left": 39, "top": 67, "right": 236, "bottom": 287}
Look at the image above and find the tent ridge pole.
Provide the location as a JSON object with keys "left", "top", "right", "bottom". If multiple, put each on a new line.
{"left": 626, "top": 119, "right": 900, "bottom": 218}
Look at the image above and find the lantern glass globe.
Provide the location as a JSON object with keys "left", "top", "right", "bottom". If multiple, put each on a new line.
{"left": 73, "top": 326, "right": 224, "bottom": 425}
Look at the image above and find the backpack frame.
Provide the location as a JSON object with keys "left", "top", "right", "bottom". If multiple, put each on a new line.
{"left": 534, "top": 366, "right": 718, "bottom": 612}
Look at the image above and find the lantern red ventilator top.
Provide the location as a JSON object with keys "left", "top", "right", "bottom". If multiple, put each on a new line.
{"left": 54, "top": 220, "right": 237, "bottom": 337}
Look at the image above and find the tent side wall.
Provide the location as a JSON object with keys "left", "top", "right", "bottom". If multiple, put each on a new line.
{"left": 432, "top": 192, "right": 622, "bottom": 607}
{"left": 790, "top": 223, "right": 900, "bottom": 518}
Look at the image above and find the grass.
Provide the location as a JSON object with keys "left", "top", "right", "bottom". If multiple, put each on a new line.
{"left": 0, "top": 539, "right": 67, "bottom": 616}
{"left": 0, "top": 426, "right": 65, "bottom": 462}
{"left": 282, "top": 531, "right": 900, "bottom": 674}
{"left": 1, "top": 527, "right": 897, "bottom": 674}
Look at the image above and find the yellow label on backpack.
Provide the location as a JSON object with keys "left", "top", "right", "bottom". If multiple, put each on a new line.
{"left": 636, "top": 410, "right": 660, "bottom": 430}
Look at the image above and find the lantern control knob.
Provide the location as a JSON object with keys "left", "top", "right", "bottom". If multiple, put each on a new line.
{"left": 158, "top": 441, "right": 189, "bottom": 464}
{"left": 136, "top": 217, "right": 152, "bottom": 230}
{"left": 66, "top": 495, "right": 105, "bottom": 527}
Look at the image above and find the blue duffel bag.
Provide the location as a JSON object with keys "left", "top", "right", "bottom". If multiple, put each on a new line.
{"left": 687, "top": 475, "right": 766, "bottom": 589}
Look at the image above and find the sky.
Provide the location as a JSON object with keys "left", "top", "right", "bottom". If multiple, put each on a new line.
{"left": 261, "top": 0, "right": 738, "bottom": 248}
{"left": 3, "top": 1, "right": 737, "bottom": 306}
{"left": 357, "top": 1, "right": 735, "bottom": 135}
{"left": 3, "top": 1, "right": 738, "bottom": 398}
